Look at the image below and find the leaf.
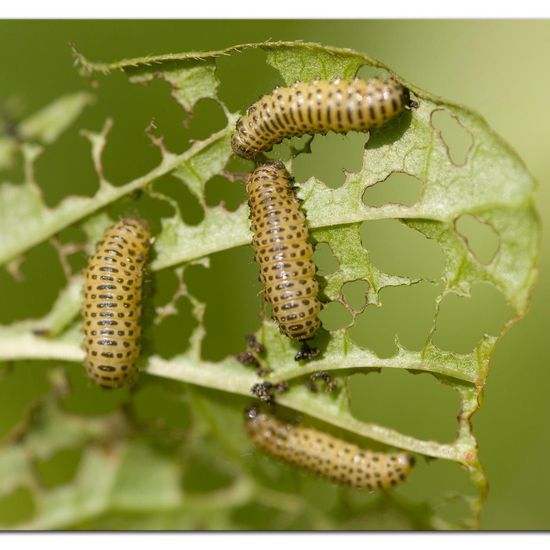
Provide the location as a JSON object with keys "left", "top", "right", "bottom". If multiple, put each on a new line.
{"left": 0, "top": 41, "right": 540, "bottom": 530}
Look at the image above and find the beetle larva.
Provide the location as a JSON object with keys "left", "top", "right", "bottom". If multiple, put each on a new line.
{"left": 82, "top": 218, "right": 151, "bottom": 389}
{"left": 232, "top": 76, "right": 413, "bottom": 159}
{"left": 245, "top": 407, "right": 415, "bottom": 490}
{"left": 247, "top": 161, "right": 321, "bottom": 359}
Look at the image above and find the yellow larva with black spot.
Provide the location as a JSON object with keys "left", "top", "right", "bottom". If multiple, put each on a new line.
{"left": 247, "top": 161, "right": 321, "bottom": 357}
{"left": 82, "top": 218, "right": 151, "bottom": 389}
{"left": 232, "top": 76, "right": 413, "bottom": 159}
{"left": 245, "top": 408, "right": 415, "bottom": 490}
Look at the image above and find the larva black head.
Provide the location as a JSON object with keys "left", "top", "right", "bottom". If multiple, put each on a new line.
{"left": 402, "top": 86, "right": 418, "bottom": 110}
{"left": 231, "top": 131, "right": 256, "bottom": 160}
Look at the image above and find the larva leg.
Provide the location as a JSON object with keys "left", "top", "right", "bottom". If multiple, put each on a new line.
{"left": 294, "top": 341, "right": 320, "bottom": 362}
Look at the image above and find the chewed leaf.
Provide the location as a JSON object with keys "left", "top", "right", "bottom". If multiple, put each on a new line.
{"left": 129, "top": 61, "right": 219, "bottom": 112}
{"left": 0, "top": 41, "right": 540, "bottom": 530}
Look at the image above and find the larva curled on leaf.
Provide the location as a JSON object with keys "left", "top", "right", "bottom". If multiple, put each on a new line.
{"left": 82, "top": 218, "right": 151, "bottom": 389}
{"left": 244, "top": 407, "right": 415, "bottom": 490}
{"left": 232, "top": 76, "right": 414, "bottom": 159}
{"left": 247, "top": 161, "right": 321, "bottom": 360}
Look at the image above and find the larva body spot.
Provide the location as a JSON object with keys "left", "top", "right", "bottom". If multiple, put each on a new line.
{"left": 247, "top": 161, "right": 322, "bottom": 347}
{"left": 245, "top": 410, "right": 415, "bottom": 490}
{"left": 82, "top": 218, "right": 151, "bottom": 389}
{"left": 232, "top": 77, "right": 411, "bottom": 160}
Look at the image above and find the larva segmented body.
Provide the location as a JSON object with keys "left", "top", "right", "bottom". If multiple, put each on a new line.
{"left": 82, "top": 218, "right": 151, "bottom": 389}
{"left": 245, "top": 408, "right": 415, "bottom": 490}
{"left": 232, "top": 76, "right": 412, "bottom": 159}
{"left": 247, "top": 161, "right": 321, "bottom": 345}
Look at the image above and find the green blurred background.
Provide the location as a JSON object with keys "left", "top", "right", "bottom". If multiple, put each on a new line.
{"left": 0, "top": 20, "right": 547, "bottom": 529}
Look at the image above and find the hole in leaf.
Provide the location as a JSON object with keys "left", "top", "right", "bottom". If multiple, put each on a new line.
{"left": 342, "top": 280, "right": 370, "bottom": 312}
{"left": 54, "top": 226, "right": 88, "bottom": 275}
{"left": 318, "top": 301, "right": 352, "bottom": 331}
{"left": 349, "top": 369, "right": 459, "bottom": 442}
{"left": 185, "top": 246, "right": 261, "bottom": 361}
{"left": 99, "top": 80, "right": 164, "bottom": 186}
{"left": 0, "top": 242, "right": 65, "bottom": 324}
{"left": 56, "top": 225, "right": 87, "bottom": 245}
{"left": 66, "top": 252, "right": 87, "bottom": 276}
{"left": 0, "top": 486, "right": 35, "bottom": 526}
{"left": 455, "top": 214, "right": 500, "bottom": 265}
{"left": 292, "top": 132, "right": 367, "bottom": 189}
{"left": 433, "top": 282, "right": 513, "bottom": 353}
{"left": 363, "top": 172, "right": 423, "bottom": 207}
{"left": 348, "top": 282, "right": 440, "bottom": 357}
{"left": 33, "top": 447, "right": 82, "bottom": 488}
{"left": 205, "top": 174, "right": 247, "bottom": 212}
{"left": 149, "top": 295, "right": 197, "bottom": 359}
{"left": 431, "top": 109, "right": 473, "bottom": 166}
{"left": 225, "top": 154, "right": 254, "bottom": 175}
{"left": 94, "top": 69, "right": 216, "bottom": 183}
{"left": 216, "top": 49, "right": 281, "bottom": 114}
{"left": 312, "top": 242, "right": 339, "bottom": 277}
{"left": 0, "top": 96, "right": 26, "bottom": 179}
{"left": 124, "top": 77, "right": 189, "bottom": 155}
{"left": 35, "top": 125, "right": 99, "bottom": 207}
{"left": 178, "top": 97, "right": 227, "bottom": 142}
{"left": 269, "top": 135, "right": 312, "bottom": 162}
{"left": 152, "top": 268, "right": 180, "bottom": 309}
{"left": 153, "top": 173, "right": 205, "bottom": 226}
{"left": 0, "top": 361, "right": 50, "bottom": 441}
{"left": 361, "top": 219, "right": 444, "bottom": 281}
